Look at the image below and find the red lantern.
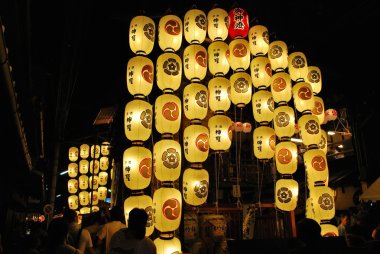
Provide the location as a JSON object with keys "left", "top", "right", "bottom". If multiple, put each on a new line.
{"left": 228, "top": 8, "right": 249, "bottom": 39}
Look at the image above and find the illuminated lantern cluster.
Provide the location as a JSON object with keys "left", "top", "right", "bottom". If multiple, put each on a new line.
{"left": 67, "top": 141, "right": 111, "bottom": 214}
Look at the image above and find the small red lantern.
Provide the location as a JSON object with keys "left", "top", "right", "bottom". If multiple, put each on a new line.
{"left": 228, "top": 8, "right": 249, "bottom": 39}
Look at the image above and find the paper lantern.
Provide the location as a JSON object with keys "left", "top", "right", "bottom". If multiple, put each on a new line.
{"left": 321, "top": 224, "right": 339, "bottom": 237}
{"left": 68, "top": 179, "right": 78, "bottom": 194}
{"left": 228, "top": 7, "right": 249, "bottom": 39}
{"left": 184, "top": 9, "right": 207, "bottom": 44}
{"left": 308, "top": 186, "right": 335, "bottom": 220}
{"left": 208, "top": 41, "right": 230, "bottom": 76}
{"left": 234, "top": 122, "right": 243, "bottom": 132}
{"left": 69, "top": 146, "right": 79, "bottom": 162}
{"left": 98, "top": 171, "right": 108, "bottom": 186}
{"left": 298, "top": 114, "right": 321, "bottom": 147}
{"left": 79, "top": 144, "right": 90, "bottom": 159}
{"left": 271, "top": 72, "right": 292, "bottom": 103}
{"left": 154, "top": 236, "right": 182, "bottom": 254}
{"left": 89, "top": 176, "right": 99, "bottom": 190}
{"left": 229, "top": 72, "right": 252, "bottom": 107}
{"left": 229, "top": 38, "right": 250, "bottom": 71}
{"left": 79, "top": 175, "right": 89, "bottom": 190}
{"left": 312, "top": 96, "right": 325, "bottom": 125}
{"left": 158, "top": 15, "right": 182, "bottom": 52}
{"left": 68, "top": 195, "right": 79, "bottom": 210}
{"left": 100, "top": 142, "right": 110, "bottom": 156}
{"left": 99, "top": 156, "right": 109, "bottom": 170}
{"left": 275, "top": 141, "right": 298, "bottom": 175}
{"left": 307, "top": 66, "right": 322, "bottom": 95}
{"left": 208, "top": 115, "right": 233, "bottom": 151}
{"left": 182, "top": 168, "right": 209, "bottom": 206}
{"left": 273, "top": 106, "right": 295, "bottom": 139}
{"left": 305, "top": 198, "right": 320, "bottom": 223}
{"left": 129, "top": 16, "right": 155, "bottom": 55}
{"left": 288, "top": 52, "right": 308, "bottom": 82}
{"left": 68, "top": 163, "right": 78, "bottom": 178}
{"left": 80, "top": 207, "right": 91, "bottom": 215}
{"left": 207, "top": 7, "right": 228, "bottom": 41}
{"left": 89, "top": 160, "right": 99, "bottom": 174}
{"left": 243, "top": 122, "right": 252, "bottom": 133}
{"left": 153, "top": 187, "right": 182, "bottom": 232}
{"left": 253, "top": 126, "right": 276, "bottom": 160}
{"left": 304, "top": 149, "right": 329, "bottom": 186}
{"left": 252, "top": 90, "right": 274, "bottom": 124}
{"left": 154, "top": 93, "right": 182, "bottom": 135}
{"left": 123, "top": 146, "right": 152, "bottom": 190}
{"left": 248, "top": 25, "right": 269, "bottom": 56}
{"left": 79, "top": 191, "right": 90, "bottom": 206}
{"left": 208, "top": 77, "right": 231, "bottom": 113}
{"left": 97, "top": 186, "right": 107, "bottom": 201}
{"left": 183, "top": 83, "right": 208, "bottom": 121}
{"left": 91, "top": 206, "right": 99, "bottom": 212}
{"left": 268, "top": 40, "right": 288, "bottom": 71}
{"left": 79, "top": 159, "right": 89, "bottom": 174}
{"left": 124, "top": 194, "right": 154, "bottom": 236}
{"left": 292, "top": 82, "right": 315, "bottom": 113}
{"left": 250, "top": 56, "right": 272, "bottom": 89}
{"left": 156, "top": 52, "right": 182, "bottom": 92}
{"left": 183, "top": 124, "right": 209, "bottom": 163}
{"left": 325, "top": 109, "right": 338, "bottom": 121}
{"left": 183, "top": 44, "right": 207, "bottom": 82}
{"left": 124, "top": 99, "right": 152, "bottom": 142}
{"left": 318, "top": 130, "right": 328, "bottom": 155}
{"left": 153, "top": 139, "right": 182, "bottom": 182}
{"left": 275, "top": 179, "right": 298, "bottom": 211}
{"left": 90, "top": 145, "right": 100, "bottom": 159}
{"left": 90, "top": 191, "right": 99, "bottom": 205}
{"left": 126, "top": 56, "right": 154, "bottom": 97}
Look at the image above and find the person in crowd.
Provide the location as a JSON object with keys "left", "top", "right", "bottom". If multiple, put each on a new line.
{"left": 63, "top": 209, "right": 81, "bottom": 248}
{"left": 77, "top": 214, "right": 96, "bottom": 254}
{"left": 288, "top": 218, "right": 323, "bottom": 253}
{"left": 42, "top": 217, "right": 82, "bottom": 254}
{"left": 97, "top": 205, "right": 126, "bottom": 254}
{"left": 338, "top": 213, "right": 349, "bottom": 238}
{"left": 109, "top": 208, "right": 156, "bottom": 254}
{"left": 83, "top": 211, "right": 104, "bottom": 254}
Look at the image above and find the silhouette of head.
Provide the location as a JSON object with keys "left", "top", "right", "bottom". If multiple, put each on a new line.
{"left": 128, "top": 208, "right": 148, "bottom": 239}
{"left": 296, "top": 218, "right": 321, "bottom": 243}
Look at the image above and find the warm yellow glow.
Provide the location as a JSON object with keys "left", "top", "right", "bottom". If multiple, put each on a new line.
{"left": 153, "top": 187, "right": 182, "bottom": 232}
{"left": 153, "top": 139, "right": 182, "bottom": 182}
{"left": 123, "top": 146, "right": 152, "bottom": 190}
{"left": 124, "top": 194, "right": 154, "bottom": 236}
{"left": 229, "top": 38, "right": 250, "bottom": 71}
{"left": 248, "top": 25, "right": 269, "bottom": 56}
{"left": 184, "top": 9, "right": 207, "bottom": 44}
{"left": 183, "top": 83, "right": 208, "bottom": 120}
{"left": 79, "top": 144, "right": 90, "bottom": 159}
{"left": 250, "top": 56, "right": 272, "bottom": 89}
{"left": 183, "top": 44, "right": 207, "bottom": 82}
{"left": 68, "top": 147, "right": 79, "bottom": 162}
{"left": 207, "top": 7, "right": 228, "bottom": 41}
{"left": 129, "top": 16, "right": 155, "bottom": 55}
{"left": 158, "top": 15, "right": 183, "bottom": 52}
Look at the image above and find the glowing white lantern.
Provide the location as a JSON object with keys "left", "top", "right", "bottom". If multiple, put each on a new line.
{"left": 248, "top": 25, "right": 269, "bottom": 56}
{"left": 153, "top": 187, "right": 182, "bottom": 232}
{"left": 308, "top": 186, "right": 335, "bottom": 220}
{"left": 275, "top": 141, "right": 298, "bottom": 175}
{"left": 250, "top": 56, "right": 272, "bottom": 89}
{"left": 305, "top": 198, "right": 319, "bottom": 223}
{"left": 68, "top": 195, "right": 79, "bottom": 210}
{"left": 99, "top": 156, "right": 109, "bottom": 170}
{"left": 325, "top": 109, "right": 338, "bottom": 121}
{"left": 79, "top": 160, "right": 89, "bottom": 174}
{"left": 68, "top": 179, "right": 78, "bottom": 194}
{"left": 273, "top": 106, "right": 295, "bottom": 139}
{"left": 252, "top": 90, "right": 274, "bottom": 124}
{"left": 98, "top": 186, "right": 107, "bottom": 201}
{"left": 89, "top": 160, "right": 99, "bottom": 174}
{"left": 183, "top": 124, "right": 209, "bottom": 163}
{"left": 89, "top": 176, "right": 99, "bottom": 190}
{"left": 153, "top": 139, "right": 181, "bottom": 182}
{"left": 275, "top": 179, "right": 298, "bottom": 211}
{"left": 155, "top": 93, "right": 181, "bottom": 135}
{"left": 90, "top": 191, "right": 99, "bottom": 205}
{"left": 298, "top": 114, "right": 321, "bottom": 147}
{"left": 229, "top": 38, "right": 250, "bottom": 71}
{"left": 208, "top": 41, "right": 230, "bottom": 76}
{"left": 208, "top": 77, "right": 231, "bottom": 113}
{"left": 69, "top": 147, "right": 79, "bottom": 162}
{"left": 321, "top": 224, "right": 339, "bottom": 237}
{"left": 268, "top": 40, "right": 288, "bottom": 71}
{"left": 124, "top": 99, "right": 152, "bottom": 142}
{"left": 98, "top": 172, "right": 108, "bottom": 186}
{"left": 307, "top": 66, "right": 322, "bottom": 95}
{"left": 68, "top": 163, "right": 78, "bottom": 178}
{"left": 208, "top": 115, "right": 233, "bottom": 151}
{"left": 312, "top": 96, "right": 325, "bottom": 125}
{"left": 158, "top": 15, "right": 182, "bottom": 52}
{"left": 79, "top": 144, "right": 90, "bottom": 159}
{"left": 184, "top": 9, "right": 207, "bottom": 44}
{"left": 183, "top": 44, "right": 207, "bottom": 82}
{"left": 207, "top": 8, "right": 228, "bottom": 41}
{"left": 292, "top": 82, "right": 315, "bottom": 113}
{"left": 80, "top": 207, "right": 91, "bottom": 215}
{"left": 304, "top": 149, "right": 329, "bottom": 186}
{"left": 229, "top": 72, "right": 252, "bottom": 107}
{"left": 182, "top": 168, "right": 209, "bottom": 206}
{"left": 271, "top": 72, "right": 292, "bottom": 103}
{"left": 100, "top": 142, "right": 110, "bottom": 156}
{"left": 129, "top": 15, "right": 155, "bottom": 55}
{"left": 288, "top": 52, "right": 308, "bottom": 82}
{"left": 91, "top": 206, "right": 100, "bottom": 212}
{"left": 90, "top": 145, "right": 100, "bottom": 159}
{"left": 123, "top": 146, "right": 152, "bottom": 190}
{"left": 183, "top": 83, "right": 208, "bottom": 121}
{"left": 124, "top": 194, "right": 154, "bottom": 236}
{"left": 126, "top": 56, "right": 154, "bottom": 97}
{"left": 79, "top": 191, "right": 90, "bottom": 206}
{"left": 318, "top": 130, "right": 328, "bottom": 155}
{"left": 79, "top": 175, "right": 89, "bottom": 190}
{"left": 154, "top": 236, "right": 182, "bottom": 254}
{"left": 156, "top": 52, "right": 182, "bottom": 92}
{"left": 253, "top": 126, "right": 276, "bottom": 160}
